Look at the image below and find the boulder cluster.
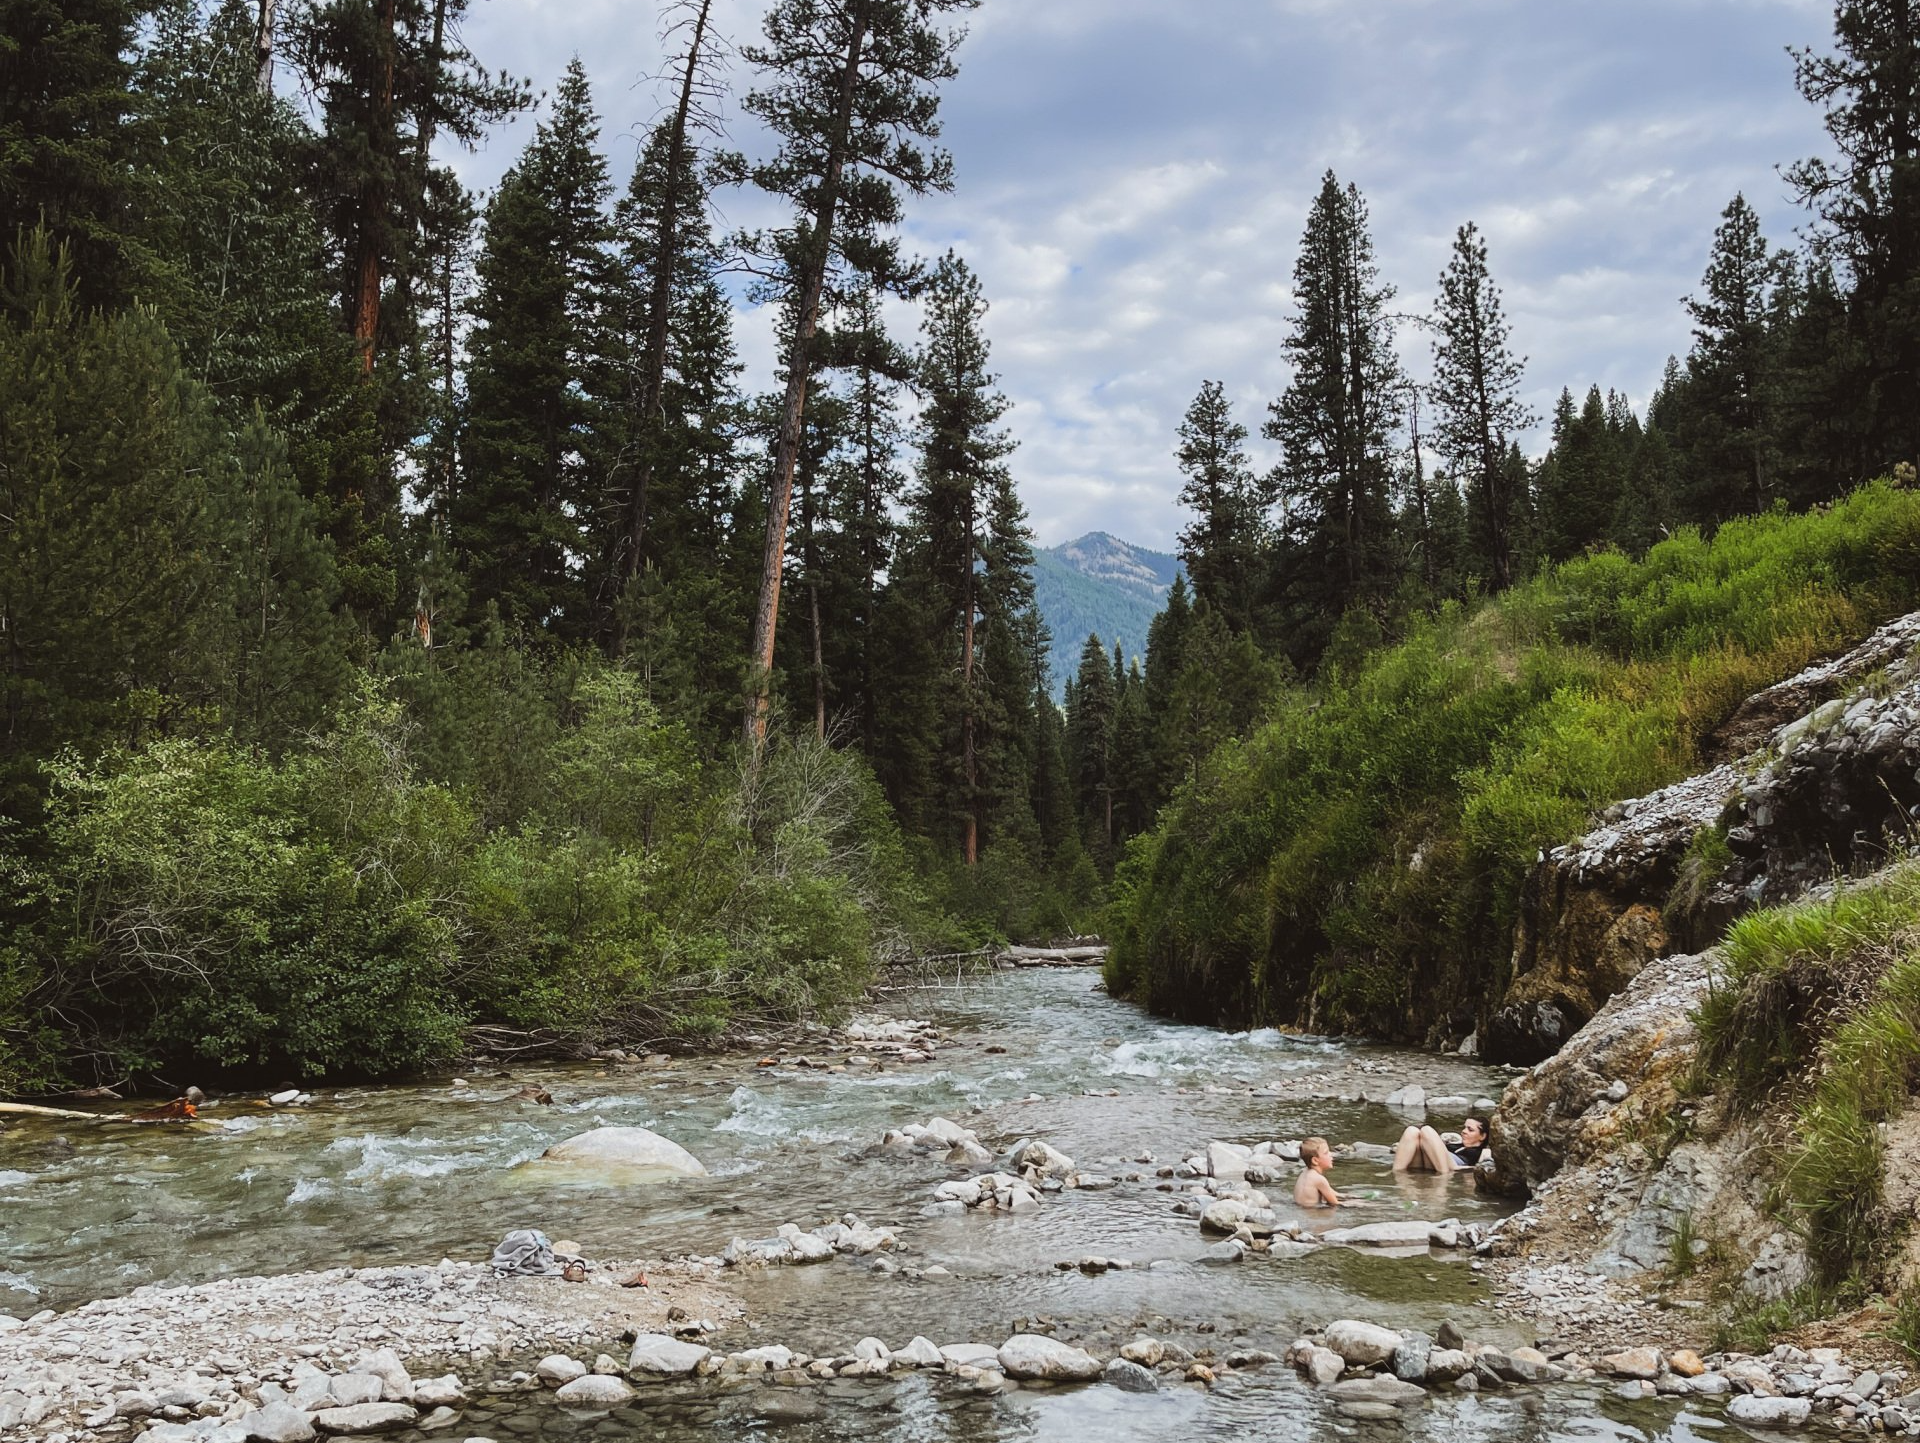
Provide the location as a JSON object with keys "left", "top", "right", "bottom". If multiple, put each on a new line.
{"left": 1289, "top": 1319, "right": 1917, "bottom": 1432}
{"left": 718, "top": 1217, "right": 898, "bottom": 1268}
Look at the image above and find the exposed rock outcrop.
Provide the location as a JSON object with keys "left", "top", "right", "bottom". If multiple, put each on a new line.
{"left": 1489, "top": 612, "right": 1920, "bottom": 1063}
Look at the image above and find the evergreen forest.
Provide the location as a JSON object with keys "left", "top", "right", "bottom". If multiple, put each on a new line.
{"left": 1, "top": 0, "right": 1917, "bottom": 1095}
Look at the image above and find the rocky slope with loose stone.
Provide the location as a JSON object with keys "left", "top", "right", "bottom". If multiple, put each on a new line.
{"left": 1489, "top": 611, "right": 1920, "bottom": 1063}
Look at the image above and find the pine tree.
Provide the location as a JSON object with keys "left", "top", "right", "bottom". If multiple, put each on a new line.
{"left": 0, "top": 0, "right": 146, "bottom": 307}
{"left": 288, "top": 0, "right": 528, "bottom": 376}
{"left": 135, "top": 0, "right": 381, "bottom": 622}
{"left": 897, "top": 252, "right": 1032, "bottom": 865}
{"left": 1175, "top": 379, "right": 1267, "bottom": 631}
{"left": 1612, "top": 424, "right": 1679, "bottom": 554}
{"left": 0, "top": 232, "right": 348, "bottom": 797}
{"left": 1681, "top": 195, "right": 1781, "bottom": 522}
{"left": 1066, "top": 634, "right": 1115, "bottom": 855}
{"left": 739, "top": 0, "right": 978, "bottom": 749}
{"left": 1786, "top": 0, "right": 1920, "bottom": 474}
{"left": 1430, "top": 222, "right": 1534, "bottom": 591}
{"left": 454, "top": 59, "right": 612, "bottom": 637}
{"left": 1535, "top": 386, "right": 1623, "bottom": 559}
{"left": 1141, "top": 574, "right": 1192, "bottom": 809}
{"left": 1266, "top": 172, "right": 1403, "bottom": 647}
{"left": 603, "top": 0, "right": 727, "bottom": 646}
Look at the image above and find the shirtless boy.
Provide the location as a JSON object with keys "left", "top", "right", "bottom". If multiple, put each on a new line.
{"left": 1294, "top": 1135, "right": 1342, "bottom": 1208}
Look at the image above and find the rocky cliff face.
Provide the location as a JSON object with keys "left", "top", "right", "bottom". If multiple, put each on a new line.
{"left": 1486, "top": 612, "right": 1920, "bottom": 1063}
{"left": 1482, "top": 942, "right": 1809, "bottom": 1296}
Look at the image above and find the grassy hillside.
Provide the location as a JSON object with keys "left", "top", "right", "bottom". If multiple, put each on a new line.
{"left": 1106, "top": 480, "right": 1920, "bottom": 1043}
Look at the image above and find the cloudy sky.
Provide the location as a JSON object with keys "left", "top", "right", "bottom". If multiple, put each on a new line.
{"left": 443, "top": 0, "right": 1839, "bottom": 552}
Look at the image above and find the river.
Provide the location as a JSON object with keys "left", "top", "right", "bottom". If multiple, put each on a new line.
{"left": 1, "top": 969, "right": 1731, "bottom": 1443}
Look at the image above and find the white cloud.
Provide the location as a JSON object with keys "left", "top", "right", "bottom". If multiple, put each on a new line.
{"left": 443, "top": 0, "right": 1839, "bottom": 549}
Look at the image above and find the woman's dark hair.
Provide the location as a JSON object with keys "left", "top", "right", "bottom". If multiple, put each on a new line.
{"left": 1462, "top": 1117, "right": 1485, "bottom": 1136}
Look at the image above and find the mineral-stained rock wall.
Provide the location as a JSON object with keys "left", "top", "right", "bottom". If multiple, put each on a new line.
{"left": 1486, "top": 612, "right": 1920, "bottom": 1063}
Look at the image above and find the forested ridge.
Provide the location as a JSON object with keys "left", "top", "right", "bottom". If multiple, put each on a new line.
{"left": 0, "top": 0, "right": 1916, "bottom": 1092}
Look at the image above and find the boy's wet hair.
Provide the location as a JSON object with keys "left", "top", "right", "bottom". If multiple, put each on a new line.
{"left": 1301, "top": 1135, "right": 1330, "bottom": 1162}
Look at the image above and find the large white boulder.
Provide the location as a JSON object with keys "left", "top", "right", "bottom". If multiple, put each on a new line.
{"left": 998, "top": 1335, "right": 1103, "bottom": 1381}
{"left": 540, "top": 1126, "right": 707, "bottom": 1179}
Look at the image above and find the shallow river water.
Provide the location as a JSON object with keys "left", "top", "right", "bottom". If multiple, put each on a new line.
{"left": 2, "top": 970, "right": 1731, "bottom": 1443}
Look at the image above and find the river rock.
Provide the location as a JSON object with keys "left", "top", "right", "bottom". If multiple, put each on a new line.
{"left": 243, "top": 1404, "right": 314, "bottom": 1443}
{"left": 1324, "top": 1320, "right": 1402, "bottom": 1368}
{"left": 1501, "top": 1347, "right": 1553, "bottom": 1383}
{"left": 552, "top": 1376, "right": 633, "bottom": 1409}
{"left": 1203, "top": 1239, "right": 1246, "bottom": 1263}
{"left": 1103, "top": 1359, "right": 1158, "bottom": 1393}
{"left": 1206, "top": 1142, "right": 1252, "bottom": 1181}
{"left": 1728, "top": 1396, "right": 1814, "bottom": 1428}
{"left": 852, "top": 1338, "right": 890, "bottom": 1364}
{"left": 627, "top": 1335, "right": 711, "bottom": 1377}
{"left": 1320, "top": 1221, "right": 1437, "bottom": 1248}
{"left": 1691, "top": 1373, "right": 1733, "bottom": 1396}
{"left": 1425, "top": 1349, "right": 1473, "bottom": 1383}
{"left": 1121, "top": 1338, "right": 1164, "bottom": 1367}
{"left": 1602, "top": 1347, "right": 1663, "bottom": 1380}
{"left": 1330, "top": 1377, "right": 1428, "bottom": 1406}
{"left": 1009, "top": 1139, "right": 1077, "bottom": 1178}
{"left": 540, "top": 1126, "right": 707, "bottom": 1178}
{"left": 328, "top": 1376, "right": 384, "bottom": 1408}
{"left": 1668, "top": 1349, "right": 1705, "bottom": 1378}
{"left": 535, "top": 1356, "right": 587, "bottom": 1387}
{"left": 1338, "top": 1401, "right": 1405, "bottom": 1420}
{"left": 1391, "top": 1332, "right": 1432, "bottom": 1382}
{"left": 998, "top": 1335, "right": 1102, "bottom": 1381}
{"left": 356, "top": 1348, "right": 413, "bottom": 1401}
{"left": 411, "top": 1378, "right": 466, "bottom": 1409}
{"left": 940, "top": 1344, "right": 1004, "bottom": 1369}
{"left": 1200, "top": 1200, "right": 1250, "bottom": 1233}
{"left": 309, "top": 1403, "right": 418, "bottom": 1435}
{"left": 1304, "top": 1347, "right": 1346, "bottom": 1386}
{"left": 894, "top": 1337, "right": 943, "bottom": 1368}
{"left": 417, "top": 1407, "right": 459, "bottom": 1431}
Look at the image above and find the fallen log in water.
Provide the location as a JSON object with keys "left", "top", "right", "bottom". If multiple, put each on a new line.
{"left": 999, "top": 945, "right": 1108, "bottom": 968}
{"left": 0, "top": 1100, "right": 117, "bottom": 1121}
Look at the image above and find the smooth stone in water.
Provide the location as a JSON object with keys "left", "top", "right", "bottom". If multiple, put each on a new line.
{"left": 1330, "top": 1377, "right": 1427, "bottom": 1406}
{"left": 308, "top": 1404, "right": 419, "bottom": 1435}
{"left": 534, "top": 1357, "right": 586, "bottom": 1388}
{"left": 1305, "top": 1348, "right": 1346, "bottom": 1386}
{"left": 1324, "top": 1320, "right": 1403, "bottom": 1368}
{"left": 1727, "top": 1396, "right": 1814, "bottom": 1428}
{"left": 998, "top": 1335, "right": 1102, "bottom": 1382}
{"left": 627, "top": 1335, "right": 711, "bottom": 1377}
{"left": 1392, "top": 1332, "right": 1432, "bottom": 1382}
{"left": 1603, "top": 1347, "right": 1663, "bottom": 1381}
{"left": 1103, "top": 1359, "right": 1158, "bottom": 1394}
{"left": 552, "top": 1377, "right": 633, "bottom": 1409}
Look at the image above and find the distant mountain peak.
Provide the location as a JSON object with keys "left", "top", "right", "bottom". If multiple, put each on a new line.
{"left": 1044, "top": 533, "right": 1181, "bottom": 603}
{"left": 1033, "top": 534, "right": 1182, "bottom": 696}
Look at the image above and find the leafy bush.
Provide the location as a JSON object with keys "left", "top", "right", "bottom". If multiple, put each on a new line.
{"left": 5, "top": 665, "right": 943, "bottom": 1085}
{"left": 1109, "top": 481, "right": 1920, "bottom": 1037}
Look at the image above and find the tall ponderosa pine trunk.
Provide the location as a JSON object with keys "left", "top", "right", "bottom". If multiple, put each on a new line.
{"left": 348, "top": 0, "right": 398, "bottom": 375}
{"left": 613, "top": 0, "right": 717, "bottom": 655}
{"left": 744, "top": 14, "right": 869, "bottom": 749}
